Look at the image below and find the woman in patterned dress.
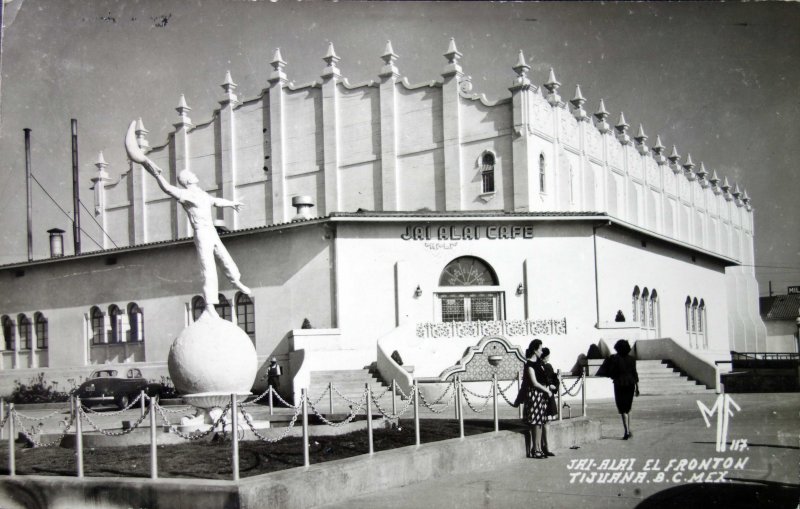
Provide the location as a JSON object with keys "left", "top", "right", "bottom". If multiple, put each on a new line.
{"left": 522, "top": 339, "right": 552, "bottom": 459}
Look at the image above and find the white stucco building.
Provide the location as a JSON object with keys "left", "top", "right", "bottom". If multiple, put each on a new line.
{"left": 0, "top": 41, "right": 766, "bottom": 400}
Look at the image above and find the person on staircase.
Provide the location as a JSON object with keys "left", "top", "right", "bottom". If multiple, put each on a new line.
{"left": 600, "top": 339, "right": 640, "bottom": 440}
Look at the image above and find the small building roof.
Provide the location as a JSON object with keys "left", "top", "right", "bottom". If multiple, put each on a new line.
{"left": 759, "top": 294, "right": 800, "bottom": 321}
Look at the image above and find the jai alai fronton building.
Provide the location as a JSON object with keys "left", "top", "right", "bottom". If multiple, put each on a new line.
{"left": 0, "top": 41, "right": 767, "bottom": 401}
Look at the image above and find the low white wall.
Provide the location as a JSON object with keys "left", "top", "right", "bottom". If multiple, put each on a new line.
{"left": 634, "top": 337, "right": 721, "bottom": 391}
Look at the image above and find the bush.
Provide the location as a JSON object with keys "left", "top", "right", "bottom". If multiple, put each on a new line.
{"left": 8, "top": 373, "right": 70, "bottom": 404}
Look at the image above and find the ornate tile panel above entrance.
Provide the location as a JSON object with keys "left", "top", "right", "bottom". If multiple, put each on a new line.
{"left": 416, "top": 318, "right": 567, "bottom": 339}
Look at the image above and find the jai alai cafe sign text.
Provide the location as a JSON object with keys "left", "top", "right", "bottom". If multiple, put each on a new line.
{"left": 401, "top": 224, "right": 535, "bottom": 241}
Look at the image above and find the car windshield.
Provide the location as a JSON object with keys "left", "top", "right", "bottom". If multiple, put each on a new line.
{"left": 91, "top": 370, "right": 118, "bottom": 378}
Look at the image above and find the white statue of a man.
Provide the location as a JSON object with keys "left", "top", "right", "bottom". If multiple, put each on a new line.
{"left": 125, "top": 122, "right": 251, "bottom": 317}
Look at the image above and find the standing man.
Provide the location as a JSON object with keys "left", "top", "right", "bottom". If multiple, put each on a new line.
{"left": 267, "top": 358, "right": 282, "bottom": 390}
{"left": 125, "top": 121, "right": 251, "bottom": 317}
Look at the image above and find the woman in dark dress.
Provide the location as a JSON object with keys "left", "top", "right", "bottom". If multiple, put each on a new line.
{"left": 607, "top": 339, "right": 639, "bottom": 439}
{"left": 522, "top": 339, "right": 552, "bottom": 458}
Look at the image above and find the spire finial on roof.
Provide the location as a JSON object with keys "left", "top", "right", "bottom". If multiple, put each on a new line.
{"left": 634, "top": 124, "right": 649, "bottom": 154}
{"left": 322, "top": 42, "right": 342, "bottom": 79}
{"left": 510, "top": 50, "right": 532, "bottom": 91}
{"left": 652, "top": 135, "right": 666, "bottom": 165}
{"left": 594, "top": 99, "right": 610, "bottom": 133}
{"left": 615, "top": 112, "right": 630, "bottom": 145}
{"left": 543, "top": 67, "right": 562, "bottom": 106}
{"left": 175, "top": 94, "right": 192, "bottom": 126}
{"left": 683, "top": 153, "right": 696, "bottom": 180}
{"left": 95, "top": 151, "right": 107, "bottom": 167}
{"left": 221, "top": 70, "right": 238, "bottom": 103}
{"left": 570, "top": 84, "right": 588, "bottom": 121}
{"left": 442, "top": 37, "right": 463, "bottom": 78}
{"left": 269, "top": 48, "right": 288, "bottom": 85}
{"left": 380, "top": 40, "right": 400, "bottom": 80}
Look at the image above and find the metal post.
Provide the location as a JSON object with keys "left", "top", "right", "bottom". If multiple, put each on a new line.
{"left": 23, "top": 129, "right": 33, "bottom": 262}
{"left": 457, "top": 378, "right": 464, "bottom": 439}
{"left": 231, "top": 394, "right": 239, "bottom": 481}
{"left": 0, "top": 398, "right": 5, "bottom": 441}
{"left": 328, "top": 382, "right": 333, "bottom": 415}
{"left": 454, "top": 379, "right": 460, "bottom": 421}
{"left": 366, "top": 383, "right": 373, "bottom": 455}
{"left": 517, "top": 371, "right": 523, "bottom": 419}
{"left": 557, "top": 371, "right": 563, "bottom": 421}
{"left": 492, "top": 374, "right": 499, "bottom": 433}
{"left": 71, "top": 119, "right": 81, "bottom": 255}
{"left": 75, "top": 397, "right": 84, "bottom": 478}
{"left": 268, "top": 385, "right": 274, "bottom": 416}
{"left": 391, "top": 379, "right": 397, "bottom": 417}
{"left": 413, "top": 381, "right": 420, "bottom": 447}
{"left": 301, "top": 389, "right": 310, "bottom": 467}
{"left": 69, "top": 395, "right": 74, "bottom": 422}
{"left": 581, "top": 372, "right": 587, "bottom": 417}
{"left": 149, "top": 393, "right": 158, "bottom": 479}
{"left": 8, "top": 403, "right": 14, "bottom": 476}
{"left": 140, "top": 390, "right": 146, "bottom": 418}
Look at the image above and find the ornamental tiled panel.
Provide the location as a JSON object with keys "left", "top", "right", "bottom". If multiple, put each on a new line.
{"left": 627, "top": 149, "right": 643, "bottom": 179}
{"left": 586, "top": 128, "right": 604, "bottom": 159}
{"left": 415, "top": 319, "right": 568, "bottom": 339}
{"left": 531, "top": 96, "right": 554, "bottom": 135}
{"left": 608, "top": 139, "right": 624, "bottom": 171}
{"left": 559, "top": 111, "right": 580, "bottom": 149}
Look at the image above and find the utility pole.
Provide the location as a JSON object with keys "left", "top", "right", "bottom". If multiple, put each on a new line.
{"left": 71, "top": 119, "right": 81, "bottom": 255}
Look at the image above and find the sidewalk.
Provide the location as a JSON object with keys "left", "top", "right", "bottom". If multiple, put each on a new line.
{"left": 319, "top": 393, "right": 800, "bottom": 509}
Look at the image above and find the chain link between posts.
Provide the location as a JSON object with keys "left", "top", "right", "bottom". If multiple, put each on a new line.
{"left": 416, "top": 384, "right": 455, "bottom": 414}
{"left": 370, "top": 384, "right": 416, "bottom": 419}
{"left": 560, "top": 377, "right": 583, "bottom": 397}
{"left": 155, "top": 401, "right": 232, "bottom": 441}
{"left": 239, "top": 406, "right": 300, "bottom": 443}
{"left": 308, "top": 389, "right": 367, "bottom": 427}
{"left": 495, "top": 381, "right": 518, "bottom": 406}
{"left": 79, "top": 405, "right": 150, "bottom": 437}
{"left": 461, "top": 387, "right": 492, "bottom": 413}
{"left": 81, "top": 392, "right": 144, "bottom": 415}
{"left": 12, "top": 408, "right": 64, "bottom": 421}
{"left": 11, "top": 409, "right": 76, "bottom": 448}
{"left": 241, "top": 385, "right": 273, "bottom": 407}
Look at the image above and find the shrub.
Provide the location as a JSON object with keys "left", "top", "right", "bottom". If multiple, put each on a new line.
{"left": 8, "top": 373, "right": 70, "bottom": 404}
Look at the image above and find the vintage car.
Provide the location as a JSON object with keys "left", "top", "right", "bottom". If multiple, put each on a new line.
{"left": 75, "top": 368, "right": 163, "bottom": 409}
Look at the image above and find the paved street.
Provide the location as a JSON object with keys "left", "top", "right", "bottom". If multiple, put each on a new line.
{"left": 320, "top": 393, "right": 800, "bottom": 509}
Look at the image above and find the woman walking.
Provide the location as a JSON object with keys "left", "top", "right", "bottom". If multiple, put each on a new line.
{"left": 604, "top": 339, "right": 639, "bottom": 439}
{"left": 522, "top": 339, "right": 552, "bottom": 458}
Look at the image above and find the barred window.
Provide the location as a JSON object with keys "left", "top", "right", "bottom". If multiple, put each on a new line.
{"left": 128, "top": 303, "right": 144, "bottom": 342}
{"left": 108, "top": 305, "right": 123, "bottom": 344}
{"left": 191, "top": 296, "right": 205, "bottom": 322}
{"left": 215, "top": 295, "right": 232, "bottom": 322}
{"left": 34, "top": 312, "right": 48, "bottom": 350}
{"left": 480, "top": 152, "right": 495, "bottom": 194}
{"left": 91, "top": 306, "right": 104, "bottom": 345}
{"left": 236, "top": 293, "right": 255, "bottom": 342}
{"left": 18, "top": 314, "right": 31, "bottom": 350}
{"left": 2, "top": 315, "right": 15, "bottom": 351}
{"left": 539, "top": 153, "right": 547, "bottom": 193}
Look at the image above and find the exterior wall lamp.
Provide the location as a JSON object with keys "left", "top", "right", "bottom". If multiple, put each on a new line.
{"left": 414, "top": 285, "right": 423, "bottom": 298}
{"left": 516, "top": 283, "right": 525, "bottom": 295}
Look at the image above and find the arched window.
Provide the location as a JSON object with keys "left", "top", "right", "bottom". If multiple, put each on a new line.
{"left": 236, "top": 293, "right": 255, "bottom": 342}
{"left": 90, "top": 306, "right": 104, "bottom": 345}
{"left": 191, "top": 296, "right": 206, "bottom": 322}
{"left": 18, "top": 314, "right": 31, "bottom": 350}
{"left": 691, "top": 298, "right": 699, "bottom": 333}
{"left": 438, "top": 256, "right": 501, "bottom": 322}
{"left": 648, "top": 290, "right": 658, "bottom": 329}
{"left": 215, "top": 295, "right": 232, "bottom": 322}
{"left": 2, "top": 315, "right": 15, "bottom": 351}
{"left": 108, "top": 305, "right": 123, "bottom": 343}
{"left": 128, "top": 303, "right": 144, "bottom": 342}
{"left": 480, "top": 151, "right": 495, "bottom": 194}
{"left": 698, "top": 299, "right": 705, "bottom": 333}
{"left": 34, "top": 312, "right": 48, "bottom": 350}
{"left": 539, "top": 153, "right": 547, "bottom": 193}
{"left": 632, "top": 286, "right": 641, "bottom": 322}
{"left": 439, "top": 256, "right": 499, "bottom": 287}
{"left": 684, "top": 297, "right": 692, "bottom": 332}
{"left": 641, "top": 288, "right": 650, "bottom": 327}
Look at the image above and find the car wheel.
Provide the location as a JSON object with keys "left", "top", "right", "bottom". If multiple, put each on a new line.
{"left": 116, "top": 394, "right": 130, "bottom": 410}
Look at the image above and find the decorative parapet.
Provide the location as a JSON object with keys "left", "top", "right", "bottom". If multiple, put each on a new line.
{"left": 415, "top": 319, "right": 567, "bottom": 339}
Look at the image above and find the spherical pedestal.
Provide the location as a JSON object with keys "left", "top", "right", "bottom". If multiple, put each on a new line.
{"left": 168, "top": 312, "right": 258, "bottom": 412}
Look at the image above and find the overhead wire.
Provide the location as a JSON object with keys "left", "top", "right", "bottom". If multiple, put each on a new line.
{"left": 30, "top": 174, "right": 103, "bottom": 251}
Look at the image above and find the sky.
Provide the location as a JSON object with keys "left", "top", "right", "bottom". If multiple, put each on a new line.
{"left": 0, "top": 0, "right": 798, "bottom": 296}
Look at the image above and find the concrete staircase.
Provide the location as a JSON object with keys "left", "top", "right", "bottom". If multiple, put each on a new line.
{"left": 637, "top": 360, "right": 715, "bottom": 395}
{"left": 307, "top": 365, "right": 396, "bottom": 413}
